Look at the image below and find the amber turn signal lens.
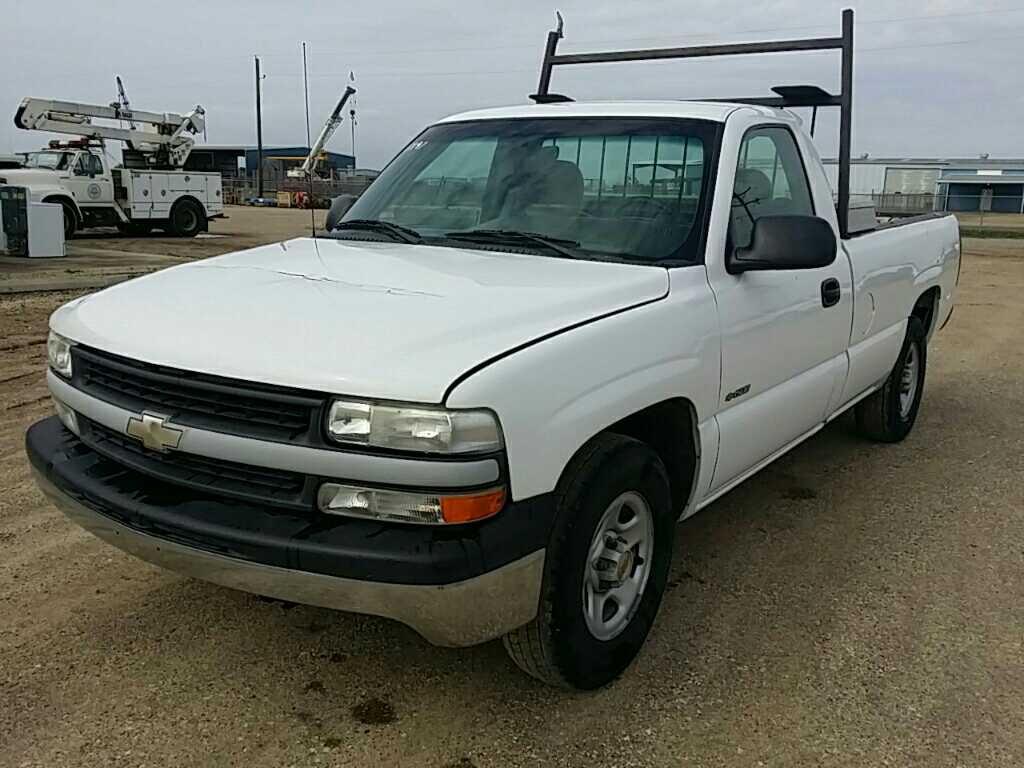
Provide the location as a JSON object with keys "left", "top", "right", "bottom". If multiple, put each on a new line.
{"left": 441, "top": 487, "right": 506, "bottom": 524}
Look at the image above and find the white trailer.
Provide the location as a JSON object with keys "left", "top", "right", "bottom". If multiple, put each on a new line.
{"left": 0, "top": 97, "right": 223, "bottom": 237}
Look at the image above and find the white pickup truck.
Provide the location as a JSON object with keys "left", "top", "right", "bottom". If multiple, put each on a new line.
{"left": 28, "top": 13, "right": 960, "bottom": 689}
{"left": 0, "top": 145, "right": 223, "bottom": 238}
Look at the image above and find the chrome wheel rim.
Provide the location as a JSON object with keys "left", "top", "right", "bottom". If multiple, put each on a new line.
{"left": 899, "top": 343, "right": 920, "bottom": 418}
{"left": 582, "top": 491, "right": 654, "bottom": 641}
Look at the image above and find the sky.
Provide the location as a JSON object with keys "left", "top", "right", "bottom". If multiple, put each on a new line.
{"left": 1, "top": 0, "right": 1022, "bottom": 169}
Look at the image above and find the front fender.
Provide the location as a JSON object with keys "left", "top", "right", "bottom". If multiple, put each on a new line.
{"left": 33, "top": 187, "right": 81, "bottom": 222}
{"left": 446, "top": 267, "right": 720, "bottom": 502}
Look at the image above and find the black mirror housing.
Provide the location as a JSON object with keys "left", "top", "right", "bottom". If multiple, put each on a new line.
{"left": 325, "top": 194, "right": 357, "bottom": 232}
{"left": 727, "top": 215, "right": 837, "bottom": 274}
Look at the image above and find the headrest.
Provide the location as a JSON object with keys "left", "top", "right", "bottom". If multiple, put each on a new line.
{"left": 734, "top": 168, "right": 772, "bottom": 203}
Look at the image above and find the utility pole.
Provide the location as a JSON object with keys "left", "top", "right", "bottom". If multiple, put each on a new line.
{"left": 302, "top": 43, "right": 311, "bottom": 149}
{"left": 348, "top": 71, "right": 357, "bottom": 167}
{"left": 254, "top": 55, "right": 264, "bottom": 198}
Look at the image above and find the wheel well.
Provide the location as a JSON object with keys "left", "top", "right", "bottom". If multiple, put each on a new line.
{"left": 605, "top": 398, "right": 699, "bottom": 513}
{"left": 912, "top": 287, "right": 941, "bottom": 337}
{"left": 170, "top": 195, "right": 207, "bottom": 231}
{"left": 42, "top": 195, "right": 80, "bottom": 226}
{"left": 171, "top": 195, "right": 204, "bottom": 214}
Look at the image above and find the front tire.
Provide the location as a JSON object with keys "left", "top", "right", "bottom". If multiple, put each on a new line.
{"left": 168, "top": 199, "right": 205, "bottom": 237}
{"left": 503, "top": 433, "right": 674, "bottom": 689}
{"left": 52, "top": 199, "right": 77, "bottom": 239}
{"left": 855, "top": 317, "right": 927, "bottom": 442}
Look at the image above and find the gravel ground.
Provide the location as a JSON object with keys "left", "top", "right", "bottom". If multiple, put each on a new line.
{"left": 0, "top": 206, "right": 327, "bottom": 293}
{"left": 0, "top": 239, "right": 1021, "bottom": 767}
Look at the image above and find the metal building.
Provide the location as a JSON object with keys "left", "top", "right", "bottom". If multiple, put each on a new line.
{"left": 821, "top": 157, "right": 1024, "bottom": 215}
{"left": 936, "top": 163, "right": 1024, "bottom": 213}
{"left": 184, "top": 145, "right": 356, "bottom": 178}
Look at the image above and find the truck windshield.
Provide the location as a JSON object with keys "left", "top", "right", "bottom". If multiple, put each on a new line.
{"left": 334, "top": 117, "right": 719, "bottom": 264}
{"left": 24, "top": 151, "right": 72, "bottom": 170}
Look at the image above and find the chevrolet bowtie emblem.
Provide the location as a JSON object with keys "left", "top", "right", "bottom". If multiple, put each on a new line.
{"left": 125, "top": 412, "right": 184, "bottom": 452}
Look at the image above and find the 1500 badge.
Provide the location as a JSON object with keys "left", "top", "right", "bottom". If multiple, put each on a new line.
{"left": 725, "top": 384, "right": 751, "bottom": 402}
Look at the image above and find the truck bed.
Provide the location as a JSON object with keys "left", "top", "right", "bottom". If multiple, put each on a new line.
{"left": 840, "top": 213, "right": 960, "bottom": 405}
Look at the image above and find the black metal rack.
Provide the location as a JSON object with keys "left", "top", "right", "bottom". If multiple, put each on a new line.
{"left": 531, "top": 9, "right": 856, "bottom": 238}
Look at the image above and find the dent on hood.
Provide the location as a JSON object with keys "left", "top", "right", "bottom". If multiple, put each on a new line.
{"left": 191, "top": 261, "right": 443, "bottom": 298}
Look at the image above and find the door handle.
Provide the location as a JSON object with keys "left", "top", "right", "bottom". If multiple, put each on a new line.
{"left": 821, "top": 278, "right": 841, "bottom": 308}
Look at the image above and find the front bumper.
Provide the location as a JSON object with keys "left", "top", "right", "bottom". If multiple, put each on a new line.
{"left": 27, "top": 417, "right": 551, "bottom": 647}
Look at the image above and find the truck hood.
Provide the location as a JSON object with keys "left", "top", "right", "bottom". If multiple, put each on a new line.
{"left": 0, "top": 168, "right": 64, "bottom": 187}
{"left": 51, "top": 237, "right": 669, "bottom": 402}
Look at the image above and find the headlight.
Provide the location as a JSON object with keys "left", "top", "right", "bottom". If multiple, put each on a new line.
{"left": 326, "top": 400, "right": 502, "bottom": 454}
{"left": 318, "top": 482, "right": 506, "bottom": 525}
{"left": 47, "top": 331, "right": 73, "bottom": 378}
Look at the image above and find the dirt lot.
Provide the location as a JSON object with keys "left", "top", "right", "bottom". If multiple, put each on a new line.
{"left": 0, "top": 237, "right": 1022, "bottom": 767}
{"left": 0, "top": 206, "right": 326, "bottom": 293}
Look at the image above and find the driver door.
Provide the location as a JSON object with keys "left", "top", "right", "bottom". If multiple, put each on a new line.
{"left": 705, "top": 125, "right": 852, "bottom": 494}
{"left": 66, "top": 152, "right": 112, "bottom": 208}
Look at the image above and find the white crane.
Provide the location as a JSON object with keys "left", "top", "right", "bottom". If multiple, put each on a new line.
{"left": 15, "top": 97, "right": 206, "bottom": 168}
{"left": 289, "top": 86, "right": 356, "bottom": 178}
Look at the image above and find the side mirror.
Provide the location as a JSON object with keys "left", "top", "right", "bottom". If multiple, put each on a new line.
{"left": 324, "top": 194, "right": 357, "bottom": 231}
{"left": 727, "top": 215, "right": 837, "bottom": 274}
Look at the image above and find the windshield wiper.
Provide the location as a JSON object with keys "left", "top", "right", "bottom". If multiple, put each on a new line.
{"left": 443, "top": 229, "right": 582, "bottom": 259}
{"left": 332, "top": 219, "right": 423, "bottom": 244}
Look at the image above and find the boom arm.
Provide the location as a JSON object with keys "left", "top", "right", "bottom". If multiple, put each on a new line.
{"left": 14, "top": 97, "right": 206, "bottom": 167}
{"left": 298, "top": 86, "right": 356, "bottom": 176}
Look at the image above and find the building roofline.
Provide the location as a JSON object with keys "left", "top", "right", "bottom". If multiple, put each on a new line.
{"left": 822, "top": 157, "right": 1024, "bottom": 166}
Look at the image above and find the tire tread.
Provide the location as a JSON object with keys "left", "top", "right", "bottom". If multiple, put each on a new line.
{"left": 502, "top": 433, "right": 642, "bottom": 688}
{"left": 855, "top": 317, "right": 926, "bottom": 443}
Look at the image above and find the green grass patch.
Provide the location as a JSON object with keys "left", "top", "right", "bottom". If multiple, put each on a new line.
{"left": 961, "top": 227, "right": 1024, "bottom": 240}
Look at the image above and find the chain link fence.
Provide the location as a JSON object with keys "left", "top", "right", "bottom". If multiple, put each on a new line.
{"left": 847, "top": 192, "right": 1024, "bottom": 238}
{"left": 222, "top": 173, "right": 377, "bottom": 208}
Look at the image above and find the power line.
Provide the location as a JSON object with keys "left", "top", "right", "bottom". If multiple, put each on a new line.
{"left": 251, "top": 5, "right": 1024, "bottom": 61}
{"left": 50, "top": 5, "right": 1024, "bottom": 84}
{"left": 258, "top": 31, "right": 1024, "bottom": 82}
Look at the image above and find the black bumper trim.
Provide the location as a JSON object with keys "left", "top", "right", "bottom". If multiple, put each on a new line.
{"left": 26, "top": 416, "right": 555, "bottom": 586}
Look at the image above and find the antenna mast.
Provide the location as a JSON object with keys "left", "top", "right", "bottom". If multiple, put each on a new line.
{"left": 302, "top": 42, "right": 315, "bottom": 236}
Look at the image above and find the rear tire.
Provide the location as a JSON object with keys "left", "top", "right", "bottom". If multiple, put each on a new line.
{"left": 503, "top": 433, "right": 674, "bottom": 689}
{"left": 855, "top": 317, "right": 927, "bottom": 442}
{"left": 168, "top": 199, "right": 204, "bottom": 237}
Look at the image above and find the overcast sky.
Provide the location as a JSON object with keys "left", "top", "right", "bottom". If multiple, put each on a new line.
{"left": 2, "top": 0, "right": 1021, "bottom": 168}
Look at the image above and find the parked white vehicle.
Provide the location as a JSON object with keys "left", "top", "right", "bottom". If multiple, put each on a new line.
{"left": 0, "top": 148, "right": 223, "bottom": 237}
{"left": 2, "top": 97, "right": 223, "bottom": 237}
{"left": 28, "top": 11, "right": 960, "bottom": 689}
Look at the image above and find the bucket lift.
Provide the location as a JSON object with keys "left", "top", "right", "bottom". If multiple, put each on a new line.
{"left": 14, "top": 96, "right": 206, "bottom": 169}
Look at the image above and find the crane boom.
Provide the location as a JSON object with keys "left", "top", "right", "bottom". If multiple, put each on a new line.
{"left": 297, "top": 86, "right": 356, "bottom": 176}
{"left": 115, "top": 77, "right": 137, "bottom": 131}
{"left": 14, "top": 97, "right": 206, "bottom": 168}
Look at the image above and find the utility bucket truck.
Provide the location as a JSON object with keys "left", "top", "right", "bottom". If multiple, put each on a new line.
{"left": 2, "top": 96, "right": 223, "bottom": 238}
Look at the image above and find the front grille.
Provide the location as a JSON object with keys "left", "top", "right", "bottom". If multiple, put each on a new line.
{"left": 73, "top": 346, "right": 324, "bottom": 444}
{"left": 82, "top": 418, "right": 310, "bottom": 509}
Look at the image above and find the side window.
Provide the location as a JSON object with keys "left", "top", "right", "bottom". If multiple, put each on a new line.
{"left": 730, "top": 127, "right": 814, "bottom": 251}
{"left": 88, "top": 154, "right": 104, "bottom": 175}
{"left": 73, "top": 153, "right": 89, "bottom": 176}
